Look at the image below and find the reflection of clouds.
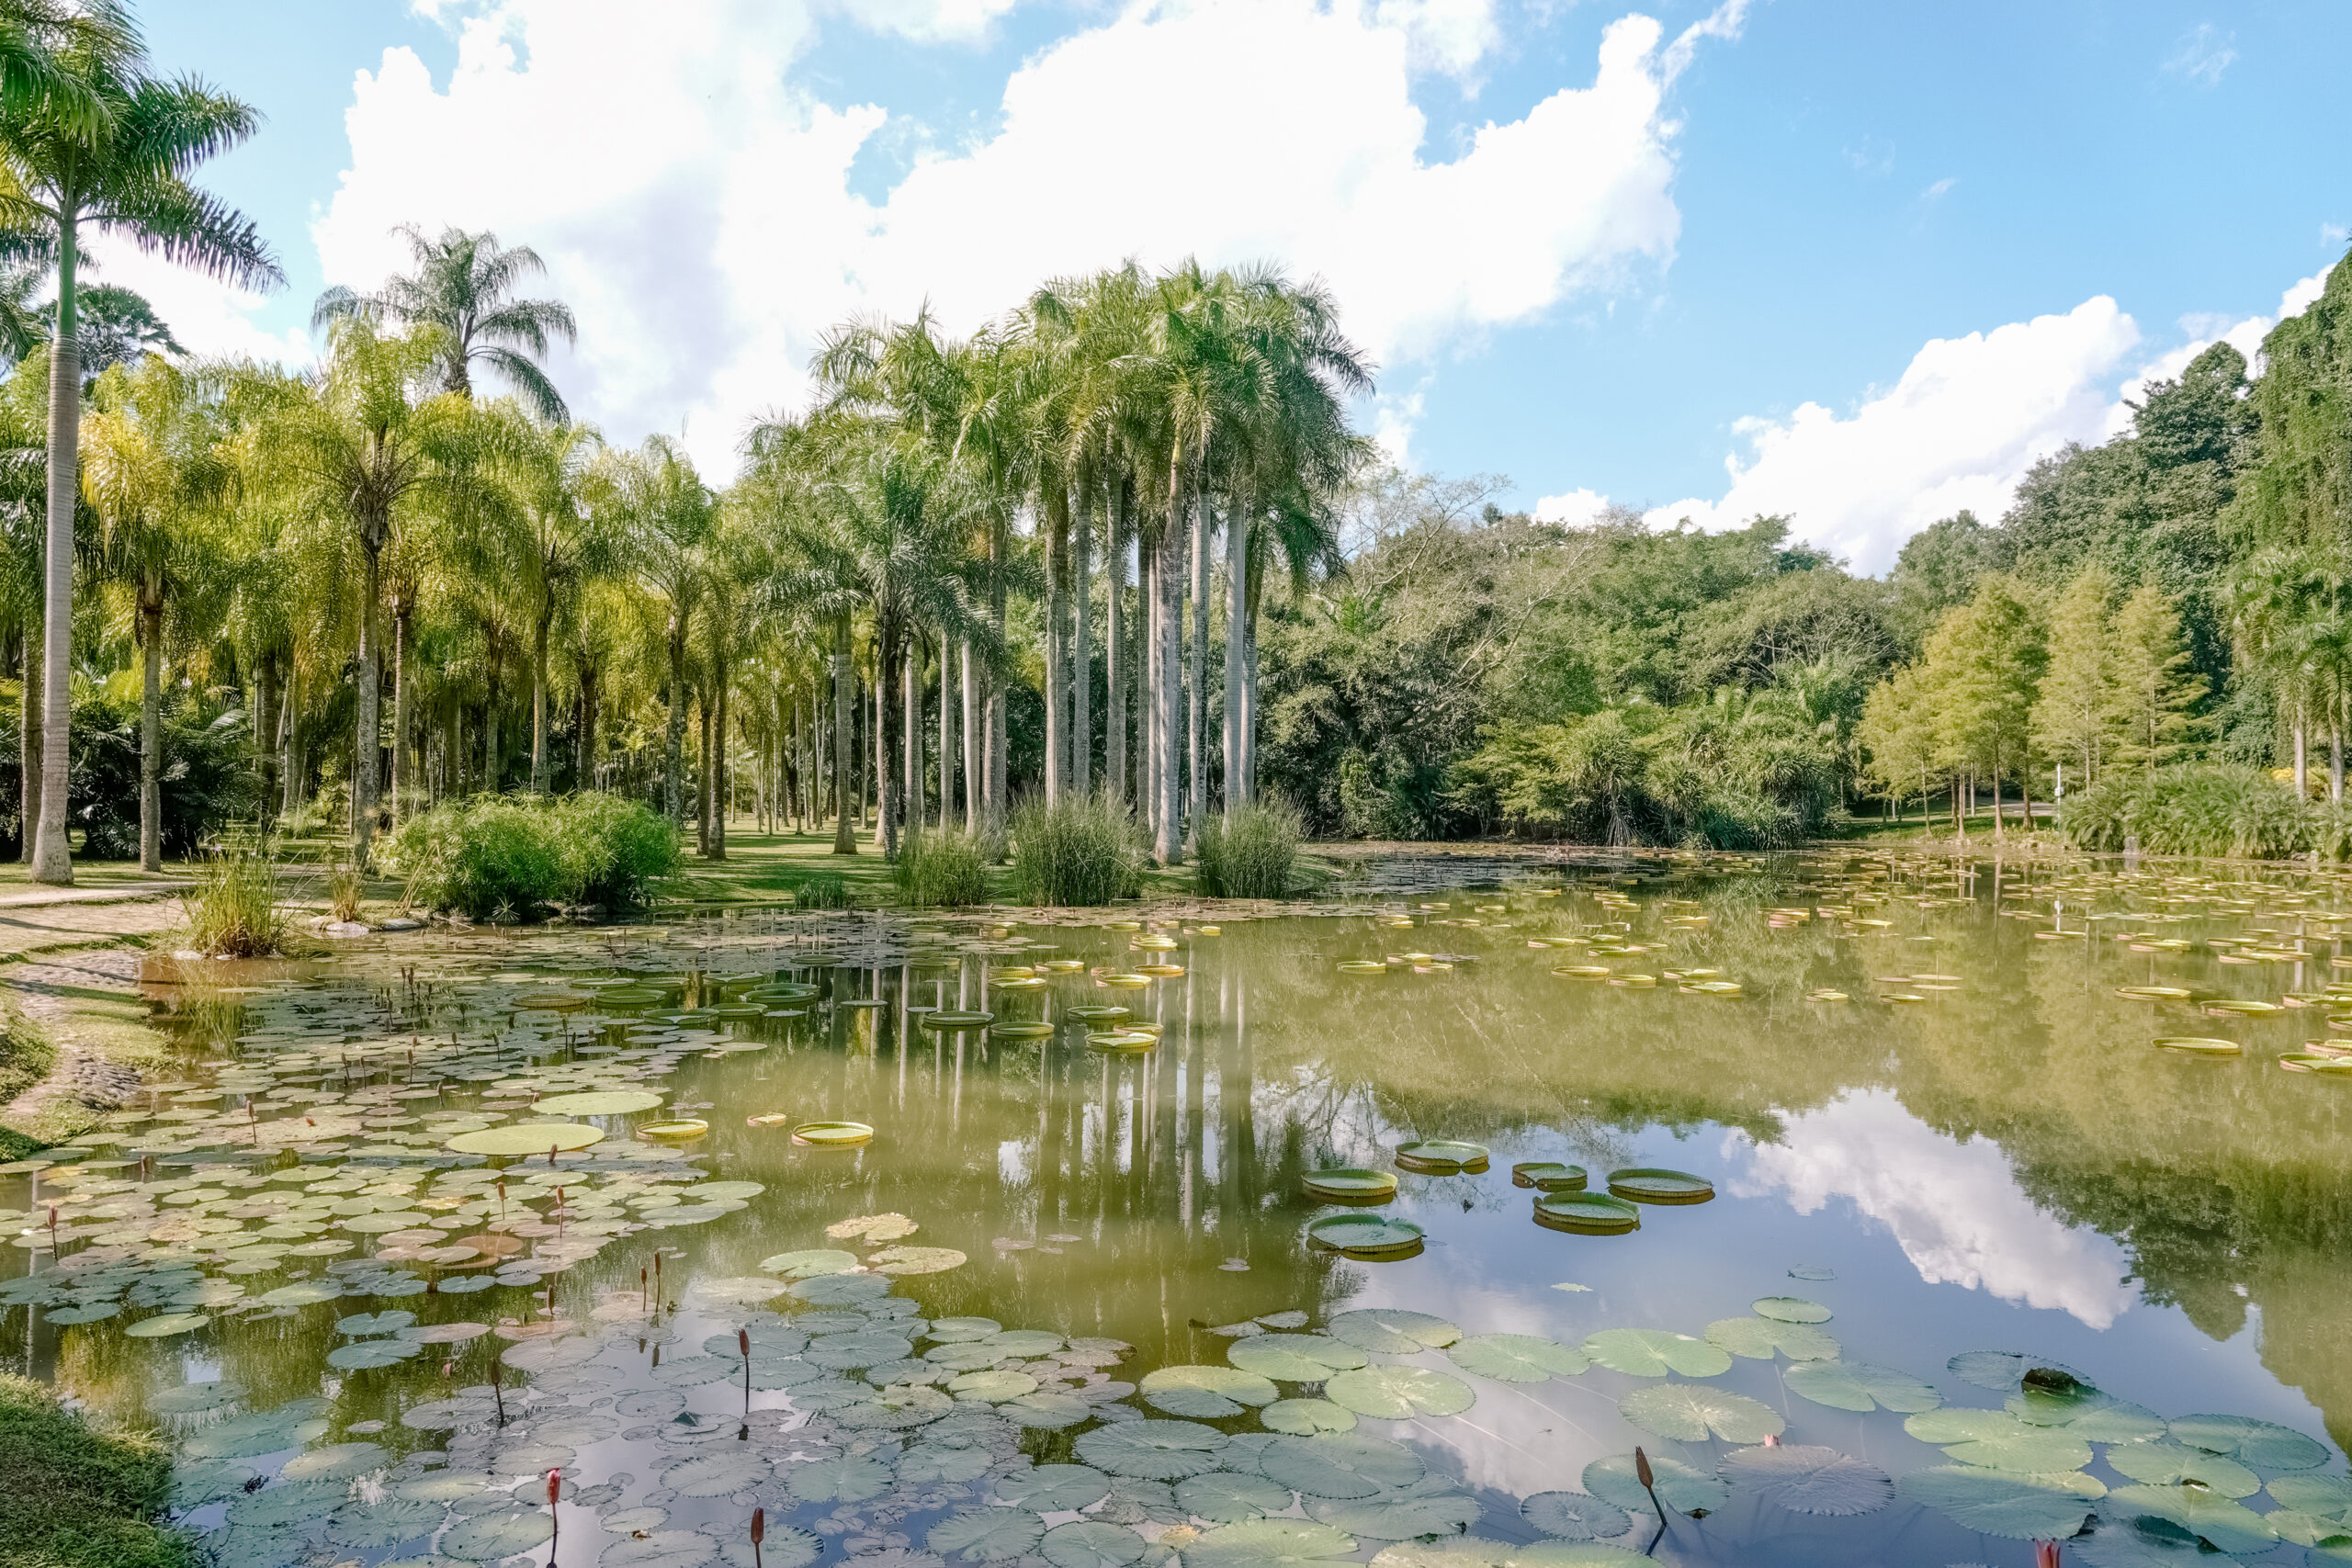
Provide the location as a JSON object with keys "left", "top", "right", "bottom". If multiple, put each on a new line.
{"left": 1731, "top": 1089, "right": 2135, "bottom": 1330}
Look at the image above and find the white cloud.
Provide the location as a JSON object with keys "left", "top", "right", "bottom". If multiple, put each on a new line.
{"left": 2118, "top": 262, "right": 2335, "bottom": 415}
{"left": 80, "top": 237, "right": 312, "bottom": 368}
{"left": 1734, "top": 1089, "right": 2137, "bottom": 1329}
{"left": 165, "top": 0, "right": 1714, "bottom": 480}
{"left": 1644, "top": 297, "right": 2143, "bottom": 572}
{"left": 1532, "top": 487, "right": 1609, "bottom": 525}
{"left": 1920, "top": 175, "right": 1956, "bottom": 202}
{"left": 2164, "top": 22, "right": 2235, "bottom": 88}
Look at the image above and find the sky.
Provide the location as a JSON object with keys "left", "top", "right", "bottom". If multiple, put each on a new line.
{"left": 120, "top": 0, "right": 2352, "bottom": 574}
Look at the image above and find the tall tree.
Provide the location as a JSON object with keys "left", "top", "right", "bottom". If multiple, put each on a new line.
{"left": 2105, "top": 581, "right": 2205, "bottom": 774}
{"left": 2030, "top": 566, "right": 2113, "bottom": 792}
{"left": 314, "top": 225, "right": 577, "bottom": 421}
{"left": 1920, "top": 577, "right": 2046, "bottom": 838}
{"left": 593, "top": 434, "right": 713, "bottom": 825}
{"left": 0, "top": 17, "right": 278, "bottom": 881}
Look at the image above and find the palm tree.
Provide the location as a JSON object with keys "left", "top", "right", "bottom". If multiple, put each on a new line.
{"left": 81, "top": 354, "right": 226, "bottom": 868}
{"left": 0, "top": 21, "right": 278, "bottom": 883}
{"left": 255, "top": 320, "right": 499, "bottom": 865}
{"left": 313, "top": 226, "right": 577, "bottom": 421}
{"left": 593, "top": 435, "right": 713, "bottom": 824}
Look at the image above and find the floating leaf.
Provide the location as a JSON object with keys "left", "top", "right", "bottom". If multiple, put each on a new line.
{"left": 325, "top": 1496, "right": 444, "bottom": 1548}
{"left": 529, "top": 1089, "right": 663, "bottom": 1115}
{"left": 1531, "top": 1193, "right": 1640, "bottom": 1235}
{"left": 1947, "top": 1351, "right": 2084, "bottom": 1393}
{"left": 440, "top": 1506, "right": 556, "bottom": 1561}
{"left": 226, "top": 1476, "right": 346, "bottom": 1529}
{"left": 1370, "top": 1541, "right": 1641, "bottom": 1568}
{"left": 662, "top": 1449, "right": 773, "bottom": 1496}
{"left": 1446, "top": 1334, "right": 1588, "bottom": 1383}
{"left": 1040, "top": 1521, "right": 1147, "bottom": 1568}
{"left": 786, "top": 1454, "right": 894, "bottom": 1504}
{"left": 1781, "top": 1360, "right": 1941, "bottom": 1414}
{"left": 1302, "top": 1169, "right": 1396, "bottom": 1202}
{"left": 2105, "top": 1440, "right": 2260, "bottom": 1496}
{"left": 1583, "top": 1453, "right": 1726, "bottom": 1517}
{"left": 869, "top": 1247, "right": 967, "bottom": 1276}
{"left": 1079, "top": 1420, "right": 1231, "bottom": 1480}
{"left": 1144, "top": 1365, "right": 1280, "bottom": 1417}
{"left": 1328, "top": 1310, "right": 1460, "bottom": 1353}
{"left": 1894, "top": 1467, "right": 2104, "bottom": 1539}
{"left": 997, "top": 1463, "right": 1113, "bottom": 1511}
{"left": 2268, "top": 1472, "right": 2352, "bottom": 1519}
{"left": 1519, "top": 1492, "right": 1631, "bottom": 1541}
{"left": 1307, "top": 1490, "right": 1482, "bottom": 1540}
{"left": 2074, "top": 1513, "right": 2254, "bottom": 1566}
{"left": 1716, "top": 1445, "right": 1892, "bottom": 1517}
{"left": 1305, "top": 1215, "right": 1424, "bottom": 1258}
{"left": 929, "top": 1508, "right": 1046, "bottom": 1562}
{"left": 1230, "top": 1336, "right": 1368, "bottom": 1382}
{"left": 1580, "top": 1329, "right": 1730, "bottom": 1379}
{"left": 602, "top": 1531, "right": 720, "bottom": 1568}
{"left": 1749, "top": 1296, "right": 1831, "bottom": 1324}
{"left": 2103, "top": 1484, "right": 2278, "bottom": 1555}
{"left": 1605, "top": 1168, "right": 1713, "bottom": 1204}
{"left": 1179, "top": 1472, "right": 1295, "bottom": 1522}
{"left": 2168, "top": 1413, "right": 2331, "bottom": 1470}
{"left": 2015, "top": 1393, "right": 2166, "bottom": 1444}
{"left": 1702, "top": 1317, "right": 1838, "bottom": 1362}
{"left": 1001, "top": 1392, "right": 1092, "bottom": 1428}
{"left": 1258, "top": 1435, "right": 1424, "bottom": 1499}
{"left": 1619, "top": 1383, "right": 1783, "bottom": 1444}
{"left": 828, "top": 1213, "right": 920, "bottom": 1241}
{"left": 794, "top": 1121, "right": 874, "bottom": 1146}
{"left": 1181, "top": 1518, "right": 1359, "bottom": 1568}
{"left": 327, "top": 1339, "right": 422, "bottom": 1371}
{"left": 1395, "top": 1141, "right": 1488, "bottom": 1175}
{"left": 336, "top": 1310, "right": 416, "bottom": 1336}
{"left": 444, "top": 1123, "right": 603, "bottom": 1156}
{"left": 1260, "top": 1399, "right": 1357, "bottom": 1436}
{"left": 125, "top": 1312, "right": 208, "bottom": 1338}
{"left": 1324, "top": 1365, "right": 1476, "bottom": 1419}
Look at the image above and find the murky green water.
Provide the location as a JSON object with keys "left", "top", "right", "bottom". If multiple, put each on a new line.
{"left": 11, "top": 851, "right": 2352, "bottom": 1567}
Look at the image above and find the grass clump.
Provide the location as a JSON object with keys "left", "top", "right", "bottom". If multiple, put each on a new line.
{"left": 0, "top": 1374, "right": 193, "bottom": 1568}
{"left": 2063, "top": 764, "right": 2309, "bottom": 858}
{"left": 180, "top": 842, "right": 287, "bottom": 956}
{"left": 325, "top": 861, "right": 364, "bottom": 922}
{"left": 894, "top": 829, "right": 991, "bottom": 908}
{"left": 1011, "top": 794, "right": 1144, "bottom": 907}
{"left": 792, "top": 872, "right": 851, "bottom": 910}
{"left": 384, "top": 793, "right": 681, "bottom": 919}
{"left": 1194, "top": 799, "right": 1302, "bottom": 898}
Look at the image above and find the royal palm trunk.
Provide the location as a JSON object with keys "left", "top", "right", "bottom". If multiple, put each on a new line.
{"left": 1105, "top": 491, "right": 1126, "bottom": 809}
{"left": 1224, "top": 492, "right": 1247, "bottom": 811}
{"left": 831, "top": 616, "right": 855, "bottom": 854}
{"left": 664, "top": 626, "right": 689, "bottom": 825}
{"left": 32, "top": 231, "right": 78, "bottom": 885}
{"left": 1072, "top": 491, "right": 1092, "bottom": 796}
{"left": 1188, "top": 487, "right": 1208, "bottom": 838}
{"left": 1155, "top": 504, "right": 1186, "bottom": 864}
{"left": 352, "top": 536, "right": 383, "bottom": 866}
{"left": 139, "top": 593, "right": 162, "bottom": 872}
{"left": 18, "top": 626, "right": 36, "bottom": 865}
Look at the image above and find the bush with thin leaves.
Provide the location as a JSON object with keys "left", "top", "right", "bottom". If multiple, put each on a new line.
{"left": 895, "top": 829, "right": 990, "bottom": 908}
{"left": 1011, "top": 794, "right": 1145, "bottom": 907}
{"left": 383, "top": 794, "right": 679, "bottom": 919}
{"left": 793, "top": 872, "right": 851, "bottom": 910}
{"left": 180, "top": 842, "right": 286, "bottom": 957}
{"left": 1194, "top": 800, "right": 1302, "bottom": 898}
{"left": 2062, "top": 764, "right": 2309, "bottom": 859}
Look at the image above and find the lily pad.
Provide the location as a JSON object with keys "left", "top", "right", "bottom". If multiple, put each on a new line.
{"left": 1520, "top": 1492, "right": 1632, "bottom": 1541}
{"left": 793, "top": 1121, "right": 875, "bottom": 1146}
{"left": 1179, "top": 1472, "right": 1295, "bottom": 1522}
{"left": 125, "top": 1312, "right": 209, "bottom": 1338}
{"left": 327, "top": 1338, "right": 423, "bottom": 1371}
{"left": 1781, "top": 1360, "right": 1942, "bottom": 1414}
{"left": 1002, "top": 1392, "right": 1092, "bottom": 1428}
{"left": 1749, "top": 1296, "right": 1831, "bottom": 1324}
{"left": 1605, "top": 1168, "right": 1713, "bottom": 1204}
{"left": 1446, "top": 1334, "right": 1588, "bottom": 1383}
{"left": 1230, "top": 1335, "right": 1369, "bottom": 1382}
{"left": 325, "top": 1496, "right": 445, "bottom": 1548}
{"left": 1182, "top": 1518, "right": 1359, "bottom": 1568}
{"left": 440, "top": 1506, "right": 555, "bottom": 1562}
{"left": 1259, "top": 1435, "right": 1425, "bottom": 1498}
{"left": 1323, "top": 1364, "right": 1476, "bottom": 1418}
{"left": 1144, "top": 1365, "right": 1282, "bottom": 1417}
{"left": 1303, "top": 1169, "right": 1397, "bottom": 1203}
{"left": 1894, "top": 1466, "right": 2104, "bottom": 1539}
{"left": 1307, "top": 1490, "right": 1482, "bottom": 1540}
{"left": 1510, "top": 1162, "right": 1588, "bottom": 1191}
{"left": 2075, "top": 1513, "right": 2255, "bottom": 1566}
{"left": 1702, "top": 1317, "right": 1838, "bottom": 1362}
{"left": 998, "top": 1464, "right": 1112, "bottom": 1511}
{"left": 444, "top": 1123, "right": 603, "bottom": 1156}
{"left": 662, "top": 1449, "right": 773, "bottom": 1496}
{"left": 1261, "top": 1399, "right": 1358, "bottom": 1435}
{"left": 1581, "top": 1328, "right": 1730, "bottom": 1379}
{"left": 2168, "top": 1413, "right": 2331, "bottom": 1470}
{"left": 1079, "top": 1420, "right": 1231, "bottom": 1480}
{"left": 760, "top": 1248, "right": 861, "bottom": 1279}
{"left": 1717, "top": 1445, "right": 1892, "bottom": 1517}
{"left": 1583, "top": 1452, "right": 1726, "bottom": 1517}
{"left": 529, "top": 1090, "right": 664, "bottom": 1116}
{"left": 603, "top": 1532, "right": 719, "bottom": 1568}
{"left": 1948, "top": 1351, "right": 2086, "bottom": 1393}
{"left": 786, "top": 1453, "right": 893, "bottom": 1503}
{"left": 1040, "top": 1521, "right": 1147, "bottom": 1568}
{"left": 2268, "top": 1472, "right": 2352, "bottom": 1518}
{"left": 2105, "top": 1439, "right": 2261, "bottom": 1496}
{"left": 828, "top": 1213, "right": 920, "bottom": 1241}
{"left": 1328, "top": 1309, "right": 1460, "bottom": 1353}
{"left": 868, "top": 1246, "right": 967, "bottom": 1276}
{"left": 1394, "top": 1141, "right": 1489, "bottom": 1175}
{"left": 1619, "top": 1383, "right": 1783, "bottom": 1444}
{"left": 1371, "top": 1542, "right": 1640, "bottom": 1568}
{"left": 2103, "top": 1484, "right": 2278, "bottom": 1554}
{"left": 929, "top": 1508, "right": 1047, "bottom": 1562}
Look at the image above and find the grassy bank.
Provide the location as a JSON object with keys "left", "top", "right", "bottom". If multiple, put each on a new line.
{"left": 0, "top": 1375, "right": 192, "bottom": 1568}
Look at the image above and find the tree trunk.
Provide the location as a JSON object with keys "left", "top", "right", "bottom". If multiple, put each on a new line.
{"left": 831, "top": 616, "right": 856, "bottom": 854}
{"left": 1156, "top": 501, "right": 1187, "bottom": 864}
{"left": 939, "top": 626, "right": 957, "bottom": 830}
{"left": 1189, "top": 487, "right": 1208, "bottom": 839}
{"left": 31, "top": 216, "right": 78, "bottom": 885}
{"left": 1243, "top": 602, "right": 1260, "bottom": 802}
{"left": 879, "top": 626, "right": 902, "bottom": 860}
{"left": 529, "top": 610, "right": 551, "bottom": 794}
{"left": 870, "top": 664, "right": 885, "bottom": 848}
{"left": 904, "top": 638, "right": 922, "bottom": 833}
{"left": 1990, "top": 767, "right": 2004, "bottom": 842}
{"left": 962, "top": 637, "right": 981, "bottom": 832}
{"left": 711, "top": 665, "right": 728, "bottom": 859}
{"left": 139, "top": 593, "right": 162, "bottom": 871}
{"left": 578, "top": 664, "right": 598, "bottom": 790}
{"left": 987, "top": 515, "right": 1008, "bottom": 836}
{"left": 664, "top": 628, "right": 688, "bottom": 823}
{"left": 1225, "top": 492, "right": 1247, "bottom": 813}
{"left": 351, "top": 541, "right": 383, "bottom": 866}
{"left": 1072, "top": 488, "right": 1092, "bottom": 796}
{"left": 1106, "top": 487, "right": 1126, "bottom": 809}
{"left": 1143, "top": 525, "right": 1159, "bottom": 842}
{"left": 1044, "top": 497, "right": 1066, "bottom": 807}
{"left": 18, "top": 623, "right": 36, "bottom": 864}
{"left": 482, "top": 639, "right": 502, "bottom": 796}
{"left": 696, "top": 692, "right": 712, "bottom": 856}
{"left": 2334, "top": 721, "right": 2345, "bottom": 805}
{"left": 390, "top": 603, "right": 411, "bottom": 826}
{"left": 254, "top": 645, "right": 277, "bottom": 823}
{"left": 2295, "top": 711, "right": 2308, "bottom": 797}
{"left": 282, "top": 669, "right": 300, "bottom": 817}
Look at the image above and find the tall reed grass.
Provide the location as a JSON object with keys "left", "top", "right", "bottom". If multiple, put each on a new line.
{"left": 1194, "top": 799, "right": 1302, "bottom": 898}
{"left": 181, "top": 842, "right": 287, "bottom": 957}
{"left": 1011, "top": 794, "right": 1145, "bottom": 906}
{"left": 793, "top": 873, "right": 851, "bottom": 910}
{"left": 894, "top": 829, "right": 991, "bottom": 908}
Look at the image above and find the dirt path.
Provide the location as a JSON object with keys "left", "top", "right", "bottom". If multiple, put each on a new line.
{"left": 0, "top": 895, "right": 186, "bottom": 1148}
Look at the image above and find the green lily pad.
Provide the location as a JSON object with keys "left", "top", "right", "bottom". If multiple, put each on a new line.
{"left": 662, "top": 1449, "right": 773, "bottom": 1496}
{"left": 336, "top": 1310, "right": 416, "bottom": 1336}
{"left": 1620, "top": 1383, "right": 1783, "bottom": 1444}
{"left": 930, "top": 1508, "right": 1046, "bottom": 1562}
{"left": 899, "top": 1445, "right": 995, "bottom": 1486}
{"left": 1371, "top": 1542, "right": 1641, "bottom": 1568}
{"left": 154, "top": 1382, "right": 244, "bottom": 1415}
{"left": 1904, "top": 1408, "right": 2091, "bottom": 1472}
{"left": 1324, "top": 1364, "right": 1476, "bottom": 1419}
{"left": 1446, "top": 1334, "right": 1589, "bottom": 1383}
{"left": 997, "top": 1464, "right": 1112, "bottom": 1511}
{"left": 444, "top": 1123, "right": 603, "bottom": 1156}
{"left": 1307, "top": 1489, "right": 1482, "bottom": 1540}
{"left": 1303, "top": 1169, "right": 1397, "bottom": 1203}
{"left": 1261, "top": 1398, "right": 1358, "bottom": 1435}
{"left": 125, "top": 1312, "right": 209, "bottom": 1337}
{"left": 786, "top": 1453, "right": 893, "bottom": 1503}
{"left": 2075, "top": 1513, "right": 2255, "bottom": 1566}
{"left": 1894, "top": 1467, "right": 2104, "bottom": 1539}
{"left": 1179, "top": 1472, "right": 1295, "bottom": 1522}
{"left": 928, "top": 1316, "right": 1002, "bottom": 1342}
{"left": 2269, "top": 1472, "right": 2352, "bottom": 1519}
{"left": 1230, "top": 1335, "right": 1369, "bottom": 1382}
{"left": 1001, "top": 1391, "right": 1092, "bottom": 1428}
{"left": 1181, "top": 1518, "right": 1359, "bottom": 1568}
{"left": 1079, "top": 1420, "right": 1231, "bottom": 1480}
{"left": 2168, "top": 1413, "right": 2331, "bottom": 1470}
{"left": 1605, "top": 1168, "right": 1713, "bottom": 1204}
{"left": 2014, "top": 1393, "right": 2166, "bottom": 1444}
{"left": 608, "top": 1531, "right": 720, "bottom": 1568}
{"left": 1532, "top": 1192, "right": 1640, "bottom": 1235}
{"left": 1947, "top": 1351, "right": 2085, "bottom": 1393}
{"left": 1144, "top": 1365, "right": 1281, "bottom": 1417}
{"left": 1304, "top": 1214, "right": 1424, "bottom": 1258}
{"left": 868, "top": 1246, "right": 967, "bottom": 1276}
{"left": 326, "top": 1338, "right": 423, "bottom": 1371}
{"left": 440, "top": 1506, "right": 555, "bottom": 1562}
{"left": 1703, "top": 1317, "right": 1838, "bottom": 1362}
{"left": 1520, "top": 1491, "right": 1632, "bottom": 1540}
{"left": 1328, "top": 1310, "right": 1460, "bottom": 1353}
{"left": 1717, "top": 1444, "right": 1892, "bottom": 1517}
{"left": 949, "top": 1369, "right": 1036, "bottom": 1400}
{"left": 43, "top": 1303, "right": 119, "bottom": 1325}
{"left": 2106, "top": 1440, "right": 2261, "bottom": 1496}
{"left": 1584, "top": 1452, "right": 1726, "bottom": 1517}
{"left": 1510, "top": 1162, "right": 1588, "bottom": 1191}
{"left": 760, "top": 1248, "right": 861, "bottom": 1279}
{"left": 1041, "top": 1520, "right": 1147, "bottom": 1568}
{"left": 2103, "top": 1484, "right": 2278, "bottom": 1555}
{"left": 1750, "top": 1296, "right": 1831, "bottom": 1324}
{"left": 1258, "top": 1435, "right": 1425, "bottom": 1499}
{"left": 1394, "top": 1141, "right": 1488, "bottom": 1174}
{"left": 226, "top": 1476, "right": 346, "bottom": 1529}
{"left": 324, "top": 1496, "right": 445, "bottom": 1548}
{"left": 1781, "top": 1360, "right": 1941, "bottom": 1414}
{"left": 789, "top": 1273, "right": 890, "bottom": 1306}
{"left": 528, "top": 1090, "right": 664, "bottom": 1116}
{"left": 1581, "top": 1328, "right": 1730, "bottom": 1379}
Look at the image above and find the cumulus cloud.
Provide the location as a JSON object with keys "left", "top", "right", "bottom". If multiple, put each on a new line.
{"left": 1734, "top": 1089, "right": 2136, "bottom": 1329}
{"left": 173, "top": 0, "right": 1714, "bottom": 480}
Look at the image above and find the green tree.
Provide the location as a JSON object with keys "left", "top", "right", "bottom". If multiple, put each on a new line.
{"left": 2104, "top": 582, "right": 2205, "bottom": 773}
{"left": 313, "top": 225, "right": 577, "bottom": 421}
{"left": 1889, "top": 510, "right": 2007, "bottom": 649}
{"left": 593, "top": 434, "right": 713, "bottom": 825}
{"left": 1920, "top": 577, "right": 2047, "bottom": 838}
{"left": 0, "top": 17, "right": 278, "bottom": 882}
{"left": 2031, "top": 566, "right": 2114, "bottom": 791}
{"left": 1859, "top": 661, "right": 1938, "bottom": 819}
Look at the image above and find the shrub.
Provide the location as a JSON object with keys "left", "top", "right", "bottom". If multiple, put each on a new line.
{"left": 1195, "top": 800, "right": 1301, "bottom": 898}
{"left": 180, "top": 843, "right": 287, "bottom": 957}
{"left": 325, "top": 862, "right": 364, "bottom": 922}
{"left": 895, "top": 829, "right": 990, "bottom": 908}
{"left": 0, "top": 687, "right": 262, "bottom": 860}
{"left": 793, "top": 872, "right": 851, "bottom": 910}
{"left": 383, "top": 793, "right": 679, "bottom": 919}
{"left": 1011, "top": 794, "right": 1145, "bottom": 907}
{"left": 2062, "top": 764, "right": 2309, "bottom": 858}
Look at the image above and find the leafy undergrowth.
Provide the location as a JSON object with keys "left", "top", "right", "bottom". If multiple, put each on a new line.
{"left": 0, "top": 1374, "right": 193, "bottom": 1568}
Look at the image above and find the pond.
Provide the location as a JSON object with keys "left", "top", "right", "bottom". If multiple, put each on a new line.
{"left": 7, "top": 849, "right": 2352, "bottom": 1568}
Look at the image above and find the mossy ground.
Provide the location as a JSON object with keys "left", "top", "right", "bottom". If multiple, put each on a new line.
{"left": 0, "top": 1374, "right": 193, "bottom": 1568}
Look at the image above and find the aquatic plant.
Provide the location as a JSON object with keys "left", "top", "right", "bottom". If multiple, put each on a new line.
{"left": 2062, "top": 763, "right": 2309, "bottom": 857}
{"left": 893, "top": 828, "right": 990, "bottom": 908}
{"left": 1010, "top": 794, "right": 1144, "bottom": 906}
{"left": 382, "top": 792, "right": 680, "bottom": 919}
{"left": 1194, "top": 800, "right": 1302, "bottom": 899}
{"left": 791, "top": 872, "right": 850, "bottom": 910}
{"left": 179, "top": 842, "right": 287, "bottom": 957}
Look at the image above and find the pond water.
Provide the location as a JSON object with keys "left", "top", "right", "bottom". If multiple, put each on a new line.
{"left": 8, "top": 851, "right": 2352, "bottom": 1568}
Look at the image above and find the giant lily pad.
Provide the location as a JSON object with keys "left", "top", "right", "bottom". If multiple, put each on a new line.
{"left": 1532, "top": 1193, "right": 1640, "bottom": 1235}
{"left": 1894, "top": 1467, "right": 2104, "bottom": 1539}
{"left": 1324, "top": 1365, "right": 1476, "bottom": 1419}
{"left": 1079, "top": 1420, "right": 1231, "bottom": 1480}
{"left": 1179, "top": 1472, "right": 1295, "bottom": 1523}
{"left": 1230, "top": 1335, "right": 1368, "bottom": 1382}
{"left": 1446, "top": 1334, "right": 1588, "bottom": 1383}
{"left": 1181, "top": 1518, "right": 1359, "bottom": 1568}
{"left": 1040, "top": 1521, "right": 1147, "bottom": 1568}
{"left": 1303, "top": 1169, "right": 1397, "bottom": 1203}
{"left": 1304, "top": 1214, "right": 1424, "bottom": 1258}
{"left": 1328, "top": 1310, "right": 1460, "bottom": 1353}
{"left": 529, "top": 1090, "right": 664, "bottom": 1116}
{"left": 998, "top": 1464, "right": 1112, "bottom": 1511}
{"left": 444, "top": 1123, "right": 603, "bottom": 1156}
{"left": 1605, "top": 1168, "right": 1713, "bottom": 1204}
{"left": 1143, "top": 1365, "right": 1281, "bottom": 1417}
{"left": 1781, "top": 1360, "right": 1941, "bottom": 1414}
{"left": 1717, "top": 1445, "right": 1892, "bottom": 1517}
{"left": 1394, "top": 1141, "right": 1488, "bottom": 1175}
{"left": 929, "top": 1508, "right": 1047, "bottom": 1562}
{"left": 1580, "top": 1329, "right": 1730, "bottom": 1379}
{"left": 1620, "top": 1383, "right": 1783, "bottom": 1444}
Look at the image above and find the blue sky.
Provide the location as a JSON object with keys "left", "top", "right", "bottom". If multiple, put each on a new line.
{"left": 130, "top": 1, "right": 2349, "bottom": 571}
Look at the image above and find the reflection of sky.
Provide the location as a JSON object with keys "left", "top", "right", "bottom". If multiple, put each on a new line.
{"left": 1728, "top": 1089, "right": 2136, "bottom": 1329}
